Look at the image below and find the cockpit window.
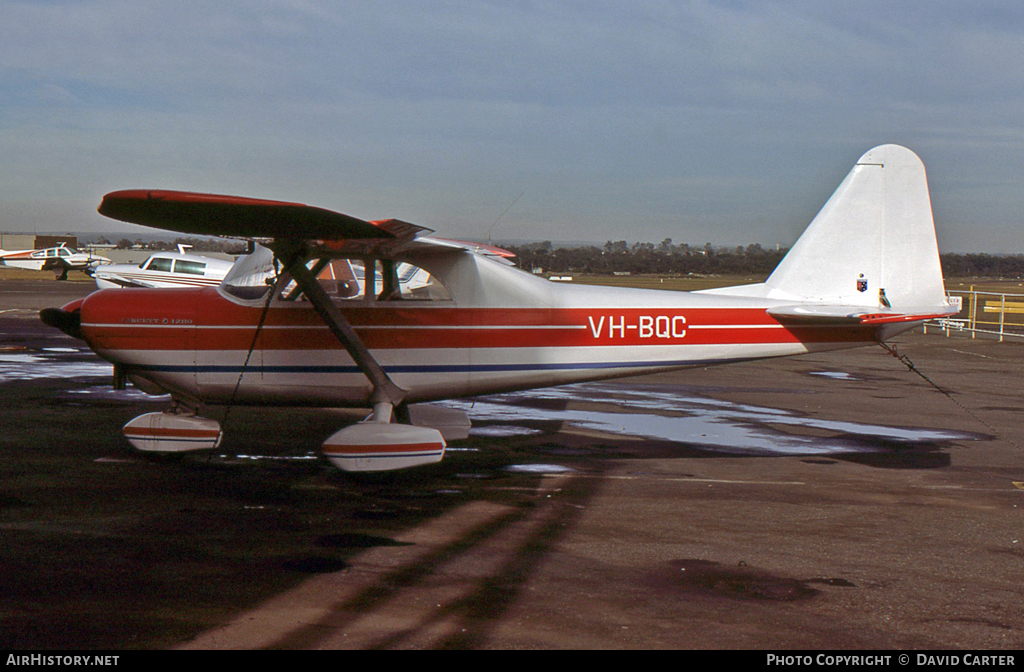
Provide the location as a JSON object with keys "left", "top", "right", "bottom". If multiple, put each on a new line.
{"left": 274, "top": 256, "right": 450, "bottom": 304}
{"left": 276, "top": 258, "right": 361, "bottom": 302}
{"left": 391, "top": 261, "right": 451, "bottom": 301}
{"left": 304, "top": 259, "right": 362, "bottom": 300}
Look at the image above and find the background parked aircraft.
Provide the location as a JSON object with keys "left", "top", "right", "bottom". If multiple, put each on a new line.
{"left": 93, "top": 247, "right": 235, "bottom": 289}
{"left": 0, "top": 244, "right": 110, "bottom": 280}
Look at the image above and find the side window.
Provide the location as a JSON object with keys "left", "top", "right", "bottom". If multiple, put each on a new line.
{"left": 146, "top": 258, "right": 172, "bottom": 272}
{"left": 317, "top": 259, "right": 362, "bottom": 299}
{"left": 173, "top": 260, "right": 206, "bottom": 275}
{"left": 394, "top": 262, "right": 451, "bottom": 301}
{"left": 273, "top": 257, "right": 450, "bottom": 303}
{"left": 377, "top": 259, "right": 451, "bottom": 301}
{"left": 277, "top": 258, "right": 364, "bottom": 302}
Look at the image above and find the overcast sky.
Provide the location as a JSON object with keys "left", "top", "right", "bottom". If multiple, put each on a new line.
{"left": 2, "top": 1, "right": 1023, "bottom": 252}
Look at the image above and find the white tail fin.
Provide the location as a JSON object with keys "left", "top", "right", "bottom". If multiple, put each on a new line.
{"left": 706, "top": 144, "right": 951, "bottom": 316}
{"left": 768, "top": 144, "right": 946, "bottom": 310}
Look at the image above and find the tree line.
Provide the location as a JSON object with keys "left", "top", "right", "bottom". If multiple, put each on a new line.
{"left": 938, "top": 253, "right": 1024, "bottom": 278}
{"left": 104, "top": 236, "right": 248, "bottom": 254}
{"left": 508, "top": 240, "right": 786, "bottom": 276}
{"left": 505, "top": 240, "right": 1024, "bottom": 279}
{"left": 94, "top": 234, "right": 1024, "bottom": 278}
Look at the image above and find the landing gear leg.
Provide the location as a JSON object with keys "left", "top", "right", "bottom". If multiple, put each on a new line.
{"left": 275, "top": 244, "right": 444, "bottom": 472}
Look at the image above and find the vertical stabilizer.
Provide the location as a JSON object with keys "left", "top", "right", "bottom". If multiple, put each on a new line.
{"left": 764, "top": 144, "right": 947, "bottom": 311}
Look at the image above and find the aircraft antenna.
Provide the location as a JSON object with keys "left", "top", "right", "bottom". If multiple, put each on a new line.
{"left": 486, "top": 192, "right": 523, "bottom": 244}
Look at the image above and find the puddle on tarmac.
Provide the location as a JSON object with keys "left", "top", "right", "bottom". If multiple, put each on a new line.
{"left": 0, "top": 350, "right": 112, "bottom": 383}
{"left": 2, "top": 347, "right": 980, "bottom": 458}
{"left": 809, "top": 371, "right": 858, "bottom": 381}
{"left": 444, "top": 382, "right": 979, "bottom": 457}
{"left": 0, "top": 346, "right": 174, "bottom": 399}
{"left": 469, "top": 425, "right": 544, "bottom": 437}
{"left": 66, "top": 387, "right": 171, "bottom": 401}
{"left": 505, "top": 464, "right": 578, "bottom": 474}
{"left": 223, "top": 453, "right": 320, "bottom": 462}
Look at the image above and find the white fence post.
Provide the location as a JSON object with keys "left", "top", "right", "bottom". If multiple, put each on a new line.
{"left": 1001, "top": 294, "right": 1006, "bottom": 342}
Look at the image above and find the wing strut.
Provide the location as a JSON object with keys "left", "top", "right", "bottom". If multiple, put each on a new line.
{"left": 277, "top": 244, "right": 407, "bottom": 413}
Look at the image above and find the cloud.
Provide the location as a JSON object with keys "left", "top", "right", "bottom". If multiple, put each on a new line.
{"left": 1, "top": 1, "right": 1023, "bottom": 250}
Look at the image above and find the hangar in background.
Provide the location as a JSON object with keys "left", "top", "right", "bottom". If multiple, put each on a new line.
{"left": 0, "top": 234, "right": 79, "bottom": 251}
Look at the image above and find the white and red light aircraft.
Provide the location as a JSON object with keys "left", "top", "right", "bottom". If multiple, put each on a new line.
{"left": 41, "top": 145, "right": 956, "bottom": 472}
{"left": 1, "top": 243, "right": 111, "bottom": 280}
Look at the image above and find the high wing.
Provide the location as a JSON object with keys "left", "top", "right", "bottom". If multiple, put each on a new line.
{"left": 97, "top": 189, "right": 457, "bottom": 261}
{"left": 98, "top": 190, "right": 395, "bottom": 241}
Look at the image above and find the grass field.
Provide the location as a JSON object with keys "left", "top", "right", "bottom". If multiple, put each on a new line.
{"left": 943, "top": 278, "right": 1024, "bottom": 295}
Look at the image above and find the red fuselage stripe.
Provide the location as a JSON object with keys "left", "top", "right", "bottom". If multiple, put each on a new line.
{"left": 76, "top": 288, "right": 877, "bottom": 351}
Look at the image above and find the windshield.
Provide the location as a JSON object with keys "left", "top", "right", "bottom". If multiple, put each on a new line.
{"left": 145, "top": 257, "right": 172, "bottom": 272}
{"left": 221, "top": 244, "right": 276, "bottom": 300}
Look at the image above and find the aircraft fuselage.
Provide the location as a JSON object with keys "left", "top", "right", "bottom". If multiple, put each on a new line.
{"left": 71, "top": 282, "right": 882, "bottom": 409}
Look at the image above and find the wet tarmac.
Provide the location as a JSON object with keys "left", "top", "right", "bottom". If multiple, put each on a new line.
{"left": 1, "top": 277, "right": 1023, "bottom": 649}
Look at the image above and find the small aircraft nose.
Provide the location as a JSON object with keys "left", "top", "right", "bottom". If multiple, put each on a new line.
{"left": 40, "top": 307, "right": 82, "bottom": 339}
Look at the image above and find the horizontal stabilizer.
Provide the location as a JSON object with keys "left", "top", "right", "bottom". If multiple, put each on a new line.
{"left": 98, "top": 190, "right": 395, "bottom": 240}
{"left": 768, "top": 303, "right": 959, "bottom": 324}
